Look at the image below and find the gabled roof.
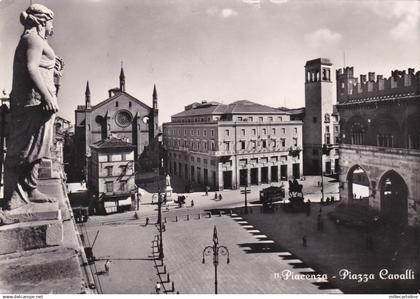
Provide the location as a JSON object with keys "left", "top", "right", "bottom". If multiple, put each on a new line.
{"left": 90, "top": 91, "right": 152, "bottom": 112}
{"left": 172, "top": 100, "right": 287, "bottom": 118}
{"left": 91, "top": 136, "right": 135, "bottom": 151}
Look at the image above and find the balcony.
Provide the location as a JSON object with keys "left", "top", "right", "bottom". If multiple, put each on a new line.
{"left": 207, "top": 150, "right": 236, "bottom": 157}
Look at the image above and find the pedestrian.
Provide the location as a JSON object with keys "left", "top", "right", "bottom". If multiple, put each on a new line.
{"left": 326, "top": 197, "right": 330, "bottom": 205}
{"left": 302, "top": 235, "right": 307, "bottom": 247}
{"left": 320, "top": 197, "right": 324, "bottom": 205}
{"left": 205, "top": 186, "right": 209, "bottom": 196}
{"left": 162, "top": 223, "right": 166, "bottom": 232}
{"left": 134, "top": 212, "right": 139, "bottom": 219}
{"left": 218, "top": 194, "right": 222, "bottom": 201}
{"left": 155, "top": 281, "right": 161, "bottom": 294}
{"left": 146, "top": 217, "right": 149, "bottom": 226}
{"left": 191, "top": 200, "right": 194, "bottom": 207}
{"left": 306, "top": 202, "right": 311, "bottom": 216}
{"left": 331, "top": 196, "right": 335, "bottom": 203}
{"left": 104, "top": 259, "right": 111, "bottom": 274}
{"left": 214, "top": 192, "right": 218, "bottom": 200}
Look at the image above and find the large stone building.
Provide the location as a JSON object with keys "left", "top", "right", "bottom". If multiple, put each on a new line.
{"left": 88, "top": 136, "right": 136, "bottom": 214}
{"left": 163, "top": 100, "right": 303, "bottom": 190}
{"left": 303, "top": 58, "right": 340, "bottom": 176}
{"left": 336, "top": 66, "right": 420, "bottom": 227}
{"left": 73, "top": 67, "right": 159, "bottom": 181}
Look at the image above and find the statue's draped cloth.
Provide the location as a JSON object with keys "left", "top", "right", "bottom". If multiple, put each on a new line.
{"left": 4, "top": 48, "right": 56, "bottom": 203}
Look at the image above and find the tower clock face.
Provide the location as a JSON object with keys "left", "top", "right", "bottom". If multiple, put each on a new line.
{"left": 115, "top": 110, "right": 133, "bottom": 128}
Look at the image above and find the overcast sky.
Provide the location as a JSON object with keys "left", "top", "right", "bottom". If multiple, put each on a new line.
{"left": 0, "top": 0, "right": 419, "bottom": 124}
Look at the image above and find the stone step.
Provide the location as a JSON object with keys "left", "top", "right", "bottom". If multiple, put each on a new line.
{"left": 0, "top": 219, "right": 63, "bottom": 255}
{"left": 7, "top": 202, "right": 61, "bottom": 223}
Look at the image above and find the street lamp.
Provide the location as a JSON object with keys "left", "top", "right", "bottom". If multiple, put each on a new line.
{"left": 202, "top": 226, "right": 230, "bottom": 294}
{"left": 240, "top": 169, "right": 250, "bottom": 214}
{"left": 155, "top": 167, "right": 164, "bottom": 260}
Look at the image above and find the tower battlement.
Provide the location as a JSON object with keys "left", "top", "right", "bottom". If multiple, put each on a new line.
{"left": 336, "top": 67, "right": 420, "bottom": 103}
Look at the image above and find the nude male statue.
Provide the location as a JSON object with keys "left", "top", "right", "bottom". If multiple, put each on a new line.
{"left": 1, "top": 4, "right": 61, "bottom": 224}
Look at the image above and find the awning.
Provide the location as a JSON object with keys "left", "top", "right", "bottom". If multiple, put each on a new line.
{"left": 118, "top": 197, "right": 132, "bottom": 206}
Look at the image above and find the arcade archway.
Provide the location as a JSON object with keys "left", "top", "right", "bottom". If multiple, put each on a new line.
{"left": 379, "top": 171, "right": 408, "bottom": 226}
{"left": 347, "top": 165, "right": 370, "bottom": 203}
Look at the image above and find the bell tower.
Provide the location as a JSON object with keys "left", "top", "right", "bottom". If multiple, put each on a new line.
{"left": 303, "top": 58, "right": 334, "bottom": 175}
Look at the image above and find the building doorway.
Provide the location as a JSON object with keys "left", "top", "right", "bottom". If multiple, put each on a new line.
{"left": 347, "top": 165, "right": 370, "bottom": 203}
{"left": 239, "top": 169, "right": 248, "bottom": 187}
{"left": 190, "top": 166, "right": 195, "bottom": 182}
{"left": 261, "top": 167, "right": 268, "bottom": 184}
{"left": 250, "top": 168, "right": 258, "bottom": 185}
{"left": 379, "top": 170, "right": 408, "bottom": 226}
{"left": 204, "top": 168, "right": 208, "bottom": 185}
{"left": 223, "top": 171, "right": 232, "bottom": 189}
{"left": 185, "top": 165, "right": 188, "bottom": 180}
{"left": 280, "top": 165, "right": 288, "bottom": 181}
{"left": 271, "top": 166, "right": 278, "bottom": 182}
{"left": 212, "top": 171, "right": 217, "bottom": 190}
{"left": 325, "top": 161, "right": 331, "bottom": 174}
{"left": 292, "top": 163, "right": 300, "bottom": 179}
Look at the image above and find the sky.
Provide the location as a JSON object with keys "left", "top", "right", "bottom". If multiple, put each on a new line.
{"left": 0, "top": 0, "right": 419, "bottom": 125}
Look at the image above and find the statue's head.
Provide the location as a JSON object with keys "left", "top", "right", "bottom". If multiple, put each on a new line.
{"left": 20, "top": 4, "right": 54, "bottom": 37}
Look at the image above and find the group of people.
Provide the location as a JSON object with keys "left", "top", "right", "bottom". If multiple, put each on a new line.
{"left": 320, "top": 196, "right": 335, "bottom": 205}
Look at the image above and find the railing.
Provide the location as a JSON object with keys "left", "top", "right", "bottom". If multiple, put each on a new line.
{"left": 340, "top": 144, "right": 420, "bottom": 156}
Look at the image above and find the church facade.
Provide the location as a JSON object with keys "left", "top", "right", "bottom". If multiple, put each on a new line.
{"left": 73, "top": 66, "right": 159, "bottom": 181}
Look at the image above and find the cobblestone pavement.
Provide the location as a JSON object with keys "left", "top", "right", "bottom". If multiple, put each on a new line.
{"left": 237, "top": 203, "right": 420, "bottom": 294}
{"left": 156, "top": 215, "right": 341, "bottom": 294}
{"left": 82, "top": 222, "right": 158, "bottom": 294}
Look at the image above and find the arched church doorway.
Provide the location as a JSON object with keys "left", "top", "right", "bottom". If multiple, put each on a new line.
{"left": 379, "top": 171, "right": 408, "bottom": 226}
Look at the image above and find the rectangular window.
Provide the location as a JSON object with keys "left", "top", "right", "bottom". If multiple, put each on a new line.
{"left": 211, "top": 129, "right": 214, "bottom": 137}
{"left": 241, "top": 129, "right": 245, "bottom": 136}
{"left": 294, "top": 128, "right": 298, "bottom": 134}
{"left": 197, "top": 157, "right": 201, "bottom": 163}
{"left": 262, "top": 140, "right": 267, "bottom": 148}
{"left": 272, "top": 139, "right": 276, "bottom": 149}
{"left": 241, "top": 141, "right": 246, "bottom": 150}
{"left": 191, "top": 157, "right": 194, "bottom": 162}
{"left": 252, "top": 129, "right": 256, "bottom": 135}
{"left": 262, "top": 128, "right": 267, "bottom": 135}
{"left": 238, "top": 117, "right": 242, "bottom": 121}
{"left": 325, "top": 126, "right": 330, "bottom": 133}
{"left": 120, "top": 180, "right": 127, "bottom": 192}
{"left": 204, "top": 130, "right": 207, "bottom": 137}
{"left": 120, "top": 165, "right": 127, "bottom": 174}
{"left": 293, "top": 138, "right": 298, "bottom": 146}
{"left": 251, "top": 141, "right": 256, "bottom": 149}
{"left": 211, "top": 141, "right": 215, "bottom": 151}
{"left": 105, "top": 166, "right": 113, "bottom": 176}
{"left": 282, "top": 128, "right": 286, "bottom": 134}
{"left": 272, "top": 128, "right": 276, "bottom": 135}
{"left": 197, "top": 130, "right": 200, "bottom": 136}
{"left": 225, "top": 142, "right": 230, "bottom": 151}
{"left": 249, "top": 117, "right": 253, "bottom": 122}
{"left": 106, "top": 181, "right": 113, "bottom": 193}
{"left": 268, "top": 117, "right": 273, "bottom": 122}
{"left": 278, "top": 116, "right": 283, "bottom": 122}
{"left": 204, "top": 159, "right": 208, "bottom": 164}
{"left": 225, "top": 129, "right": 230, "bottom": 136}
{"left": 281, "top": 138, "right": 286, "bottom": 147}
{"left": 259, "top": 117, "right": 263, "bottom": 122}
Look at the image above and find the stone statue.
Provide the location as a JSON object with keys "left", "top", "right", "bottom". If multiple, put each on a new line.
{"left": 1, "top": 3, "right": 60, "bottom": 219}
{"left": 165, "top": 174, "right": 171, "bottom": 187}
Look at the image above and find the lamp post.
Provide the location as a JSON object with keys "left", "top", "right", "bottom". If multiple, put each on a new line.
{"left": 240, "top": 168, "right": 250, "bottom": 214}
{"left": 155, "top": 166, "right": 164, "bottom": 260}
{"left": 202, "top": 226, "right": 230, "bottom": 294}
